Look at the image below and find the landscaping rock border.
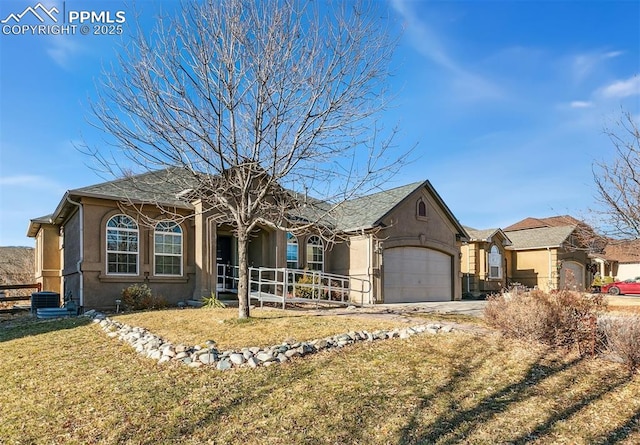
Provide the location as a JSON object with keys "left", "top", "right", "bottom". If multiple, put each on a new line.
{"left": 87, "top": 310, "right": 455, "bottom": 370}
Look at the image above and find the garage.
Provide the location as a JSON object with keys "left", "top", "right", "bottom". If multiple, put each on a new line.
{"left": 383, "top": 247, "right": 452, "bottom": 303}
{"left": 560, "top": 261, "right": 585, "bottom": 291}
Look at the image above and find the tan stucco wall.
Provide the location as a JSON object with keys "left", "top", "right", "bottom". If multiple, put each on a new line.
{"left": 508, "top": 246, "right": 591, "bottom": 292}
{"left": 75, "top": 197, "right": 196, "bottom": 310}
{"left": 43, "top": 181, "right": 463, "bottom": 308}
{"left": 461, "top": 236, "right": 508, "bottom": 295}
{"left": 509, "top": 248, "right": 558, "bottom": 292}
{"left": 34, "top": 224, "right": 61, "bottom": 294}
{"left": 344, "top": 234, "right": 376, "bottom": 304}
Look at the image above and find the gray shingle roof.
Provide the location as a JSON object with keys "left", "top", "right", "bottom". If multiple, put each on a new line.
{"left": 465, "top": 227, "right": 499, "bottom": 241}
{"left": 505, "top": 225, "right": 576, "bottom": 250}
{"left": 34, "top": 169, "right": 467, "bottom": 238}
{"left": 71, "top": 168, "right": 196, "bottom": 208}
{"left": 333, "top": 182, "right": 424, "bottom": 232}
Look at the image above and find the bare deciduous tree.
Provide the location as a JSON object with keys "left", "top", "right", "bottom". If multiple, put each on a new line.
{"left": 592, "top": 111, "right": 640, "bottom": 240}
{"left": 86, "top": 0, "right": 405, "bottom": 318}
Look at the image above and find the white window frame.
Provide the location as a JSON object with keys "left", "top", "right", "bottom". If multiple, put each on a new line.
{"left": 106, "top": 215, "right": 139, "bottom": 275}
{"left": 154, "top": 221, "right": 183, "bottom": 276}
{"left": 286, "top": 232, "right": 298, "bottom": 269}
{"left": 306, "top": 235, "right": 324, "bottom": 272}
{"left": 488, "top": 245, "right": 502, "bottom": 279}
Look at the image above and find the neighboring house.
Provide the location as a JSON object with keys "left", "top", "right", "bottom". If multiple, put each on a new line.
{"left": 460, "top": 227, "right": 512, "bottom": 296}
{"left": 602, "top": 239, "right": 640, "bottom": 281}
{"left": 27, "top": 169, "right": 468, "bottom": 310}
{"left": 502, "top": 216, "right": 600, "bottom": 292}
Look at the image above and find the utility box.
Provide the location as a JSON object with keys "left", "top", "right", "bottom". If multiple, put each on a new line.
{"left": 31, "top": 291, "right": 60, "bottom": 314}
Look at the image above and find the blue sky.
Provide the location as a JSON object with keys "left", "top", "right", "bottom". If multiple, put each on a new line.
{"left": 0, "top": 0, "right": 639, "bottom": 247}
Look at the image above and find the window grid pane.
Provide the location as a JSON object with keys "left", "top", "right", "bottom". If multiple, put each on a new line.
{"left": 106, "top": 215, "right": 138, "bottom": 275}
{"left": 306, "top": 236, "right": 323, "bottom": 272}
{"left": 154, "top": 222, "right": 182, "bottom": 276}
{"left": 286, "top": 232, "right": 298, "bottom": 269}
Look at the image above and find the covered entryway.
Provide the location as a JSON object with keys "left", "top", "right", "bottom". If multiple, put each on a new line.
{"left": 383, "top": 247, "right": 452, "bottom": 302}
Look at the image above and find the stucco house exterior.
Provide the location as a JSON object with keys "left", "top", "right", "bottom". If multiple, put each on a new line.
{"left": 460, "top": 227, "right": 512, "bottom": 296}
{"left": 502, "top": 216, "right": 600, "bottom": 292}
{"left": 27, "top": 169, "right": 468, "bottom": 311}
{"left": 601, "top": 239, "right": 640, "bottom": 281}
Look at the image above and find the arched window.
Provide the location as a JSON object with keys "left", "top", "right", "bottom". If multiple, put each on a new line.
{"left": 417, "top": 199, "right": 427, "bottom": 218}
{"left": 286, "top": 232, "right": 298, "bottom": 269}
{"left": 154, "top": 221, "right": 183, "bottom": 276}
{"left": 488, "top": 245, "right": 502, "bottom": 279}
{"left": 106, "top": 215, "right": 138, "bottom": 275}
{"left": 306, "top": 236, "right": 324, "bottom": 271}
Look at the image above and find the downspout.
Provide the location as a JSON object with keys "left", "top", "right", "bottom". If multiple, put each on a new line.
{"left": 466, "top": 243, "right": 471, "bottom": 293}
{"left": 547, "top": 247, "right": 552, "bottom": 291}
{"left": 66, "top": 196, "right": 83, "bottom": 309}
{"left": 367, "top": 232, "right": 373, "bottom": 305}
{"left": 361, "top": 229, "right": 372, "bottom": 305}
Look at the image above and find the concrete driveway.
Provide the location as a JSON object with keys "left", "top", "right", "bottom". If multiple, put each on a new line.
{"left": 375, "top": 300, "right": 487, "bottom": 317}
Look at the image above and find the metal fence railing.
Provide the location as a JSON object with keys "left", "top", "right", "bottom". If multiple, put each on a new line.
{"left": 216, "top": 265, "right": 371, "bottom": 308}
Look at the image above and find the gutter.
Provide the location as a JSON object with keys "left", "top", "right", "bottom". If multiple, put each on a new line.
{"left": 66, "top": 196, "right": 84, "bottom": 308}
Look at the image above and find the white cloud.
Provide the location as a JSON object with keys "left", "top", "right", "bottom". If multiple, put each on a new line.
{"left": 570, "top": 50, "right": 624, "bottom": 84}
{"left": 570, "top": 101, "right": 593, "bottom": 108}
{"left": 0, "top": 175, "right": 66, "bottom": 193}
{"left": 390, "top": 0, "right": 503, "bottom": 102}
{"left": 598, "top": 76, "right": 640, "bottom": 99}
{"left": 46, "top": 36, "right": 84, "bottom": 69}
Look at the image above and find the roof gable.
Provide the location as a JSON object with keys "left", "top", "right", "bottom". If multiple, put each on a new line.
{"left": 334, "top": 181, "right": 468, "bottom": 237}
{"left": 333, "top": 182, "right": 424, "bottom": 231}
{"left": 464, "top": 227, "right": 512, "bottom": 245}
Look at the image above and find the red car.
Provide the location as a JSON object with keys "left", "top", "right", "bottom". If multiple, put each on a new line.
{"left": 602, "top": 278, "right": 640, "bottom": 296}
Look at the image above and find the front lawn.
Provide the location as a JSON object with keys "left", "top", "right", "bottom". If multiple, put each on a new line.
{"left": 1, "top": 309, "right": 638, "bottom": 444}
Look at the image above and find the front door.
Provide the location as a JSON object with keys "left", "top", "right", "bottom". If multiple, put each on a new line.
{"left": 217, "top": 236, "right": 232, "bottom": 265}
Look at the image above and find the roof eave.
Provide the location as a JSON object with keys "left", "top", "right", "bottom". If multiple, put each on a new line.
{"left": 49, "top": 189, "right": 194, "bottom": 225}
{"left": 506, "top": 244, "right": 562, "bottom": 251}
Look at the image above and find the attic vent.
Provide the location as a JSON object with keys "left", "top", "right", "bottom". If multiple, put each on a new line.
{"left": 175, "top": 189, "right": 194, "bottom": 199}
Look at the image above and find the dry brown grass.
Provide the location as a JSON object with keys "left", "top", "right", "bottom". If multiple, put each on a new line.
{"left": 113, "top": 307, "right": 404, "bottom": 349}
{"left": 1, "top": 311, "right": 639, "bottom": 444}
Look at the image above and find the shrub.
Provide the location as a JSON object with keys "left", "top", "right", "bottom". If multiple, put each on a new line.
{"left": 485, "top": 290, "right": 555, "bottom": 343}
{"left": 599, "top": 314, "right": 640, "bottom": 374}
{"left": 121, "top": 284, "right": 167, "bottom": 310}
{"left": 293, "top": 273, "right": 322, "bottom": 299}
{"left": 485, "top": 290, "right": 606, "bottom": 355}
{"left": 202, "top": 292, "right": 227, "bottom": 308}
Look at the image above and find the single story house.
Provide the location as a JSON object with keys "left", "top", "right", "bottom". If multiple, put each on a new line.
{"left": 601, "top": 239, "right": 640, "bottom": 281}
{"left": 461, "top": 216, "right": 605, "bottom": 293}
{"left": 28, "top": 169, "right": 469, "bottom": 311}
{"left": 502, "top": 216, "right": 600, "bottom": 292}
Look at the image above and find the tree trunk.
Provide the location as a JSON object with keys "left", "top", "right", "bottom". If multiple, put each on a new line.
{"left": 236, "top": 229, "right": 250, "bottom": 319}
